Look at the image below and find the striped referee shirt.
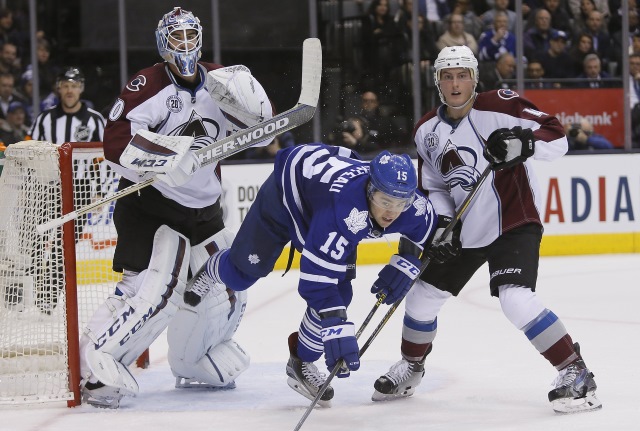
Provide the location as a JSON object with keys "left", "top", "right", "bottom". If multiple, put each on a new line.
{"left": 30, "top": 102, "right": 105, "bottom": 144}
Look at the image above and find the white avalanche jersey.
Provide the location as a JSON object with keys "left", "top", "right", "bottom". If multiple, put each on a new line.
{"left": 414, "top": 89, "right": 568, "bottom": 248}
{"left": 104, "top": 62, "right": 227, "bottom": 208}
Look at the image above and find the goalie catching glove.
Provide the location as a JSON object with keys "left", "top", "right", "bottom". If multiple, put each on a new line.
{"left": 371, "top": 254, "right": 421, "bottom": 304}
{"left": 206, "top": 65, "right": 272, "bottom": 128}
{"left": 483, "top": 126, "right": 535, "bottom": 170}
{"left": 320, "top": 311, "right": 360, "bottom": 378}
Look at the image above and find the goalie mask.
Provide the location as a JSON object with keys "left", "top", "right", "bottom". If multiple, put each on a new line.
{"left": 434, "top": 45, "right": 478, "bottom": 109}
{"left": 156, "top": 7, "right": 203, "bottom": 77}
{"left": 367, "top": 151, "right": 417, "bottom": 213}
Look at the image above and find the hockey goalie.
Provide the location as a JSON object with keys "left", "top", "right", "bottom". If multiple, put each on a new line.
{"left": 78, "top": 6, "right": 273, "bottom": 408}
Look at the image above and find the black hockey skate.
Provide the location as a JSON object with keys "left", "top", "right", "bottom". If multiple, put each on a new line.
{"left": 285, "top": 332, "right": 334, "bottom": 407}
{"left": 548, "top": 343, "right": 602, "bottom": 414}
{"left": 372, "top": 357, "right": 426, "bottom": 401}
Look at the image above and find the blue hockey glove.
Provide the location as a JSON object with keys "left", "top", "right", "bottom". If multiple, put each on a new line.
{"left": 320, "top": 317, "right": 360, "bottom": 378}
{"left": 425, "top": 216, "right": 462, "bottom": 264}
{"left": 371, "top": 254, "right": 421, "bottom": 305}
{"left": 483, "top": 126, "right": 535, "bottom": 170}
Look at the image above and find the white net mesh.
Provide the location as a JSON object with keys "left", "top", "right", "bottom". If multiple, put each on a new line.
{"left": 0, "top": 141, "right": 121, "bottom": 405}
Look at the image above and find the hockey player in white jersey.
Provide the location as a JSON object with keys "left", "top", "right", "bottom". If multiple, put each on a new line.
{"left": 372, "top": 46, "right": 601, "bottom": 413}
{"left": 77, "top": 7, "right": 273, "bottom": 408}
{"left": 182, "top": 143, "right": 438, "bottom": 406}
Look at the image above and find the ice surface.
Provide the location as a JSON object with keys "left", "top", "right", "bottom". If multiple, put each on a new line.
{"left": 2, "top": 254, "right": 638, "bottom": 431}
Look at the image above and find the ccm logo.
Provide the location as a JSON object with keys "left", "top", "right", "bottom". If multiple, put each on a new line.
{"left": 321, "top": 327, "right": 343, "bottom": 337}
{"left": 130, "top": 158, "right": 168, "bottom": 168}
{"left": 397, "top": 258, "right": 420, "bottom": 276}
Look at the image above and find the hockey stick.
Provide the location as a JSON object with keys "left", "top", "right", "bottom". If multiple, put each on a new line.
{"left": 293, "top": 164, "right": 492, "bottom": 431}
{"left": 36, "top": 38, "right": 322, "bottom": 234}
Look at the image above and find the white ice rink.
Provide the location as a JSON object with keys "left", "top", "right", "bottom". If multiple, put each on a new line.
{"left": 3, "top": 254, "right": 639, "bottom": 431}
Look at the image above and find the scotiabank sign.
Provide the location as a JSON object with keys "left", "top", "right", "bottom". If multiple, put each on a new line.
{"left": 524, "top": 88, "right": 624, "bottom": 148}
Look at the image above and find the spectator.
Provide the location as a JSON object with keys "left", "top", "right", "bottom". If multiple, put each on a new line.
{"left": 24, "top": 38, "right": 60, "bottom": 99}
{"left": 542, "top": 0, "right": 573, "bottom": 38}
{"left": 576, "top": 53, "right": 612, "bottom": 87}
{"left": 568, "top": 0, "right": 610, "bottom": 26}
{"left": 610, "top": 5, "right": 639, "bottom": 63}
{"left": 329, "top": 116, "right": 380, "bottom": 154}
{"left": 0, "top": 72, "right": 22, "bottom": 119}
{"left": 480, "top": 0, "right": 517, "bottom": 32}
{"left": 451, "top": 0, "right": 484, "bottom": 39}
{"left": 436, "top": 13, "right": 478, "bottom": 55}
{"left": 15, "top": 69, "right": 33, "bottom": 125}
{"left": 358, "top": 90, "right": 404, "bottom": 148}
{"left": 0, "top": 42, "right": 21, "bottom": 82}
{"left": 0, "top": 8, "right": 26, "bottom": 57}
{"left": 418, "top": 0, "right": 451, "bottom": 28}
{"left": 524, "top": 8, "right": 554, "bottom": 61}
{"left": 0, "top": 100, "right": 29, "bottom": 145}
{"left": 570, "top": 0, "right": 597, "bottom": 35}
{"left": 629, "top": 53, "right": 640, "bottom": 147}
{"left": 396, "top": 0, "right": 439, "bottom": 65}
{"left": 478, "top": 52, "right": 516, "bottom": 90}
{"left": 361, "top": 0, "right": 405, "bottom": 93}
{"left": 525, "top": 60, "right": 552, "bottom": 88}
{"left": 538, "top": 30, "right": 574, "bottom": 80}
{"left": 583, "top": 10, "right": 612, "bottom": 65}
{"left": 564, "top": 119, "right": 614, "bottom": 150}
{"left": 569, "top": 32, "right": 596, "bottom": 76}
{"left": 478, "top": 11, "right": 516, "bottom": 61}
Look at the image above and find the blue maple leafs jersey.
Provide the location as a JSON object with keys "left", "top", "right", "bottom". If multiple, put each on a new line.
{"left": 273, "top": 144, "right": 438, "bottom": 311}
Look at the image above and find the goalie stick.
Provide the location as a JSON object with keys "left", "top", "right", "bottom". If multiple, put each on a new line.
{"left": 293, "top": 164, "right": 493, "bottom": 431}
{"left": 37, "top": 38, "right": 322, "bottom": 234}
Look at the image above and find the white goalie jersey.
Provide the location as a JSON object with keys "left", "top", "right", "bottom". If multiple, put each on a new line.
{"left": 104, "top": 62, "right": 229, "bottom": 208}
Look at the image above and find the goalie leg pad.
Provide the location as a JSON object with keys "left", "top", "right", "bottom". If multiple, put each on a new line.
{"left": 81, "top": 225, "right": 190, "bottom": 373}
{"left": 168, "top": 286, "right": 248, "bottom": 382}
{"left": 174, "top": 339, "right": 250, "bottom": 388}
{"left": 83, "top": 349, "right": 139, "bottom": 396}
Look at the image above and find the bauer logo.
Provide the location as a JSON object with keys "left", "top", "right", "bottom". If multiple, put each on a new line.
{"left": 197, "top": 117, "right": 289, "bottom": 164}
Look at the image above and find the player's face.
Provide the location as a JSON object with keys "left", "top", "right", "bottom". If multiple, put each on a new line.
{"left": 168, "top": 29, "right": 199, "bottom": 53}
{"left": 58, "top": 81, "right": 83, "bottom": 110}
{"left": 369, "top": 191, "right": 407, "bottom": 228}
{"left": 439, "top": 68, "right": 475, "bottom": 106}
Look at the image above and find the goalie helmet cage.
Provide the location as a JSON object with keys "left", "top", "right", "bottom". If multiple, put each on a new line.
{"left": 0, "top": 141, "right": 148, "bottom": 407}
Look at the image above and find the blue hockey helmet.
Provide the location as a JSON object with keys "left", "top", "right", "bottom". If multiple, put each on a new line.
{"left": 156, "top": 7, "right": 202, "bottom": 77}
{"left": 367, "top": 151, "right": 417, "bottom": 211}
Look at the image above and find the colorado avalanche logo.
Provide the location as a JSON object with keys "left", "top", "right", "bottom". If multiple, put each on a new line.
{"left": 497, "top": 89, "right": 519, "bottom": 100}
{"left": 437, "top": 140, "right": 482, "bottom": 192}
{"left": 424, "top": 132, "right": 439, "bottom": 153}
{"left": 126, "top": 75, "right": 147, "bottom": 92}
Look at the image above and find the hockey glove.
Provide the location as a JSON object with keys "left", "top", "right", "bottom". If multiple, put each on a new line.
{"left": 483, "top": 126, "right": 535, "bottom": 170}
{"left": 371, "top": 254, "right": 421, "bottom": 305}
{"left": 156, "top": 151, "right": 200, "bottom": 187}
{"left": 320, "top": 317, "right": 360, "bottom": 378}
{"left": 425, "top": 216, "right": 462, "bottom": 264}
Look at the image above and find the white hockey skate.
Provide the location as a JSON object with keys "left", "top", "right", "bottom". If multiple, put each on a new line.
{"left": 372, "top": 357, "right": 426, "bottom": 401}
{"left": 548, "top": 344, "right": 601, "bottom": 414}
{"left": 175, "top": 376, "right": 237, "bottom": 390}
{"left": 81, "top": 381, "right": 123, "bottom": 409}
{"left": 285, "top": 333, "right": 333, "bottom": 407}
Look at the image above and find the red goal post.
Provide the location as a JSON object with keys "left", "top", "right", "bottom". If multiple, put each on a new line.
{"left": 0, "top": 141, "right": 147, "bottom": 407}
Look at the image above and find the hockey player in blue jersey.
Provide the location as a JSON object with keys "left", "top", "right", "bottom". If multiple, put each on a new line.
{"left": 183, "top": 143, "right": 438, "bottom": 405}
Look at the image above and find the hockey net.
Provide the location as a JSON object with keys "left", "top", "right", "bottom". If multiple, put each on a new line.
{"left": 0, "top": 141, "right": 146, "bottom": 407}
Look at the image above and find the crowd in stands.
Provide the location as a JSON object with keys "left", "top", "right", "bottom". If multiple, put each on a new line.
{"left": 0, "top": 1, "right": 637, "bottom": 162}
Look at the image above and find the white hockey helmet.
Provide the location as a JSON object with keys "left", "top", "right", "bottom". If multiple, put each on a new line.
{"left": 434, "top": 46, "right": 479, "bottom": 105}
{"left": 156, "top": 7, "right": 203, "bottom": 77}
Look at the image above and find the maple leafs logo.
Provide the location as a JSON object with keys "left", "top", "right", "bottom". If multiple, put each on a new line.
{"left": 379, "top": 154, "right": 391, "bottom": 164}
{"left": 412, "top": 195, "right": 427, "bottom": 216}
{"left": 344, "top": 208, "right": 368, "bottom": 234}
{"left": 248, "top": 254, "right": 260, "bottom": 264}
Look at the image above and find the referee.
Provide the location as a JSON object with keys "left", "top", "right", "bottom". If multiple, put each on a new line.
{"left": 29, "top": 67, "right": 106, "bottom": 314}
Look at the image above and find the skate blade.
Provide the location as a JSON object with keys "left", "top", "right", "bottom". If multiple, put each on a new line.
{"left": 175, "top": 377, "right": 236, "bottom": 390}
{"left": 286, "top": 377, "right": 332, "bottom": 408}
{"left": 371, "top": 387, "right": 416, "bottom": 402}
{"left": 552, "top": 391, "right": 602, "bottom": 414}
